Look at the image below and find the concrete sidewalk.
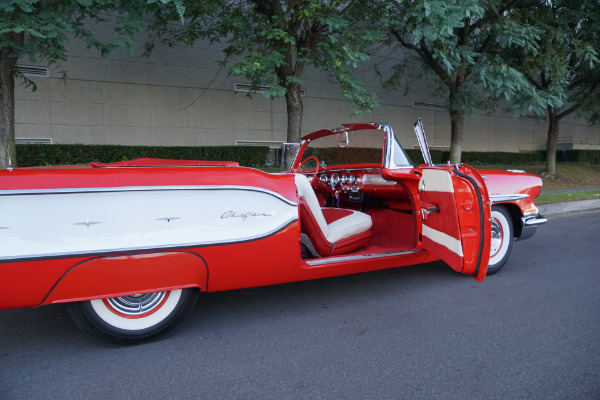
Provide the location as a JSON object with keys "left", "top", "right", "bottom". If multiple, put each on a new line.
{"left": 538, "top": 187, "right": 600, "bottom": 215}
{"left": 539, "top": 199, "right": 600, "bottom": 216}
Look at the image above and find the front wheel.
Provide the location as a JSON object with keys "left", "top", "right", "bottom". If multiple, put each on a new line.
{"left": 66, "top": 288, "right": 198, "bottom": 345}
{"left": 487, "top": 205, "right": 514, "bottom": 275}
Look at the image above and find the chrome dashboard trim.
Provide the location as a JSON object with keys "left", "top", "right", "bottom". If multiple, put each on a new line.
{"left": 362, "top": 174, "right": 397, "bottom": 186}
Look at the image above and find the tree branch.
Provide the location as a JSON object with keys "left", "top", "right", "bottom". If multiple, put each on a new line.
{"left": 390, "top": 28, "right": 452, "bottom": 86}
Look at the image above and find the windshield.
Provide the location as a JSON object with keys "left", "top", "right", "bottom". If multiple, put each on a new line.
{"left": 297, "top": 127, "right": 413, "bottom": 171}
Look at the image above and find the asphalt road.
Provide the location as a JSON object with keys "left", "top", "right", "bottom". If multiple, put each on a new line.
{"left": 1, "top": 210, "right": 599, "bottom": 400}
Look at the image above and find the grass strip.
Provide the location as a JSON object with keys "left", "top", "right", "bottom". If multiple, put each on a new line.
{"left": 536, "top": 191, "right": 600, "bottom": 205}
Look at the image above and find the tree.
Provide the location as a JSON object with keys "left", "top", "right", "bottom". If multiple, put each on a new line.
{"left": 150, "top": 0, "right": 380, "bottom": 143}
{"left": 503, "top": 0, "right": 600, "bottom": 176}
{"left": 384, "top": 0, "right": 557, "bottom": 163}
{"left": 0, "top": 0, "right": 182, "bottom": 169}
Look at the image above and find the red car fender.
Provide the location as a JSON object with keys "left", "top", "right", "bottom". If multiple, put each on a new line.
{"left": 41, "top": 251, "right": 208, "bottom": 305}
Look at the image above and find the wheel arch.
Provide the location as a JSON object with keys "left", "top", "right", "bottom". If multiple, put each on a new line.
{"left": 40, "top": 251, "right": 208, "bottom": 306}
{"left": 494, "top": 202, "right": 523, "bottom": 238}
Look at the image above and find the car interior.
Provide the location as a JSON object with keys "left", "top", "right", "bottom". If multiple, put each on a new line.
{"left": 293, "top": 130, "right": 417, "bottom": 259}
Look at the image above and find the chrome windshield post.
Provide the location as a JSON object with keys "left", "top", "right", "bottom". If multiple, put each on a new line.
{"left": 281, "top": 142, "right": 302, "bottom": 172}
{"left": 414, "top": 118, "right": 433, "bottom": 167}
{"left": 381, "top": 122, "right": 413, "bottom": 169}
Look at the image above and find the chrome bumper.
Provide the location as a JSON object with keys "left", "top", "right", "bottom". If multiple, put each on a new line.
{"left": 517, "top": 215, "right": 548, "bottom": 241}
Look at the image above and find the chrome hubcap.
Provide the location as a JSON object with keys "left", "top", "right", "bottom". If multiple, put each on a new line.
{"left": 105, "top": 292, "right": 167, "bottom": 316}
{"left": 490, "top": 218, "right": 503, "bottom": 257}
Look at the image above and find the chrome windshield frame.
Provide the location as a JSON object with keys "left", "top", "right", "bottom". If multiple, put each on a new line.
{"left": 381, "top": 122, "right": 414, "bottom": 169}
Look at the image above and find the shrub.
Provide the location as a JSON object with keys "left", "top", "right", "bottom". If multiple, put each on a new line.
{"left": 17, "top": 144, "right": 270, "bottom": 168}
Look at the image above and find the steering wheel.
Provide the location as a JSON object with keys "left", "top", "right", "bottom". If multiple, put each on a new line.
{"left": 298, "top": 156, "right": 320, "bottom": 184}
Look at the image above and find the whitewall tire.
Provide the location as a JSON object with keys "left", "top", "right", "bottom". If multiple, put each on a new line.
{"left": 66, "top": 288, "right": 198, "bottom": 345}
{"left": 487, "top": 205, "right": 514, "bottom": 275}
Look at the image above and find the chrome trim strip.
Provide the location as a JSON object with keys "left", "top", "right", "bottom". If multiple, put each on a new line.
{"left": 0, "top": 185, "right": 298, "bottom": 206}
{"left": 0, "top": 217, "right": 299, "bottom": 263}
{"left": 490, "top": 194, "right": 529, "bottom": 203}
{"left": 305, "top": 249, "right": 421, "bottom": 266}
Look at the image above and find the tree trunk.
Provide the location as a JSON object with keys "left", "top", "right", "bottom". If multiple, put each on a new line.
{"left": 284, "top": 81, "right": 303, "bottom": 144}
{"left": 0, "top": 33, "right": 22, "bottom": 169}
{"left": 449, "top": 110, "right": 464, "bottom": 164}
{"left": 545, "top": 108, "right": 559, "bottom": 176}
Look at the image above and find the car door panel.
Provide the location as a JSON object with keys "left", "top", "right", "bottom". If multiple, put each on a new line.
{"left": 418, "top": 166, "right": 491, "bottom": 281}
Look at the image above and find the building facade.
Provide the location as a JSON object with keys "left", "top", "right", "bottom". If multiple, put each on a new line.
{"left": 14, "top": 31, "right": 600, "bottom": 156}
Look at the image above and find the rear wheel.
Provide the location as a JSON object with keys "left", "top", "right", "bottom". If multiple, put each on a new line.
{"left": 487, "top": 205, "right": 514, "bottom": 275}
{"left": 66, "top": 288, "right": 198, "bottom": 345}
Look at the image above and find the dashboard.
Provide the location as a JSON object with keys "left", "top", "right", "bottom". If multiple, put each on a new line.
{"left": 308, "top": 167, "right": 413, "bottom": 209}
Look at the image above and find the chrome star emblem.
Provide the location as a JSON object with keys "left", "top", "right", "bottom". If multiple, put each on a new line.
{"left": 74, "top": 220, "right": 102, "bottom": 227}
{"left": 157, "top": 216, "right": 181, "bottom": 223}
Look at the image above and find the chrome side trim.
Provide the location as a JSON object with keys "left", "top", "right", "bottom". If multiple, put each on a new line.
{"left": 490, "top": 194, "right": 529, "bottom": 203}
{"left": 0, "top": 185, "right": 298, "bottom": 206}
{"left": 306, "top": 249, "right": 421, "bottom": 266}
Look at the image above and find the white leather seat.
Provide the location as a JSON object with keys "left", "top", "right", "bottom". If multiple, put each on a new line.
{"left": 295, "top": 174, "right": 372, "bottom": 256}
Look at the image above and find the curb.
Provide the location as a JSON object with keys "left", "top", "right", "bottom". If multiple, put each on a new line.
{"left": 538, "top": 199, "right": 600, "bottom": 216}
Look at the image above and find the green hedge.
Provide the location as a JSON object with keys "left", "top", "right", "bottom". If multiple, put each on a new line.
{"left": 303, "top": 147, "right": 383, "bottom": 165}
{"left": 410, "top": 149, "right": 599, "bottom": 165}
{"left": 536, "top": 150, "right": 600, "bottom": 164}
{"left": 564, "top": 150, "right": 600, "bottom": 163}
{"left": 405, "top": 149, "right": 544, "bottom": 165}
{"left": 16, "top": 144, "right": 270, "bottom": 168}
{"left": 16, "top": 143, "right": 598, "bottom": 168}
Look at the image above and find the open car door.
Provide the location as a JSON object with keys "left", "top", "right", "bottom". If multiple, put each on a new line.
{"left": 418, "top": 165, "right": 491, "bottom": 281}
{"left": 382, "top": 119, "right": 491, "bottom": 281}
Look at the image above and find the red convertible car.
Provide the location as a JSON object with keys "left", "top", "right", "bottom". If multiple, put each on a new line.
{"left": 0, "top": 120, "right": 546, "bottom": 344}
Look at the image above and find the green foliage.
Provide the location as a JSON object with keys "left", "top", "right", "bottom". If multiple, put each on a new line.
{"left": 16, "top": 144, "right": 270, "bottom": 168}
{"left": 461, "top": 151, "right": 544, "bottom": 165}
{"left": 406, "top": 149, "right": 543, "bottom": 166}
{"left": 539, "top": 149, "right": 600, "bottom": 164}
{"left": 149, "top": 0, "right": 382, "bottom": 128}
{"left": 504, "top": 0, "right": 600, "bottom": 121}
{"left": 384, "top": 0, "right": 554, "bottom": 116}
{"left": 302, "top": 147, "right": 383, "bottom": 165}
{"left": 0, "top": 0, "right": 152, "bottom": 68}
{"left": 302, "top": 147, "right": 544, "bottom": 166}
{"left": 564, "top": 151, "right": 600, "bottom": 164}
{"left": 0, "top": 0, "right": 185, "bottom": 168}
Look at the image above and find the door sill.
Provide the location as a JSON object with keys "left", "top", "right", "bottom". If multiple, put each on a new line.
{"left": 305, "top": 249, "right": 422, "bottom": 266}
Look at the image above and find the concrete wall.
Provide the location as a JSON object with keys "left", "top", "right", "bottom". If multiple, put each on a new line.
{"left": 14, "top": 31, "right": 600, "bottom": 154}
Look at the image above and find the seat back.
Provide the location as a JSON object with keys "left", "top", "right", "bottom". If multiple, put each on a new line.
{"left": 294, "top": 174, "right": 329, "bottom": 237}
{"left": 294, "top": 174, "right": 373, "bottom": 257}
